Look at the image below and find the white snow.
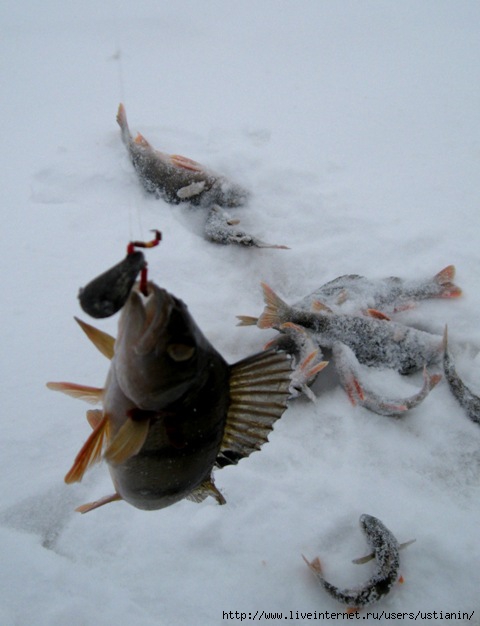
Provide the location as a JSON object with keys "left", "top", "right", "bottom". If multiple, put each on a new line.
{"left": 2, "top": 1, "right": 480, "bottom": 624}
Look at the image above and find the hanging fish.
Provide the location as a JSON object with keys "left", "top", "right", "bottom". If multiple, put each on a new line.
{"left": 303, "top": 514, "right": 409, "bottom": 612}
{"left": 443, "top": 326, "right": 480, "bottom": 426}
{"left": 47, "top": 239, "right": 292, "bottom": 512}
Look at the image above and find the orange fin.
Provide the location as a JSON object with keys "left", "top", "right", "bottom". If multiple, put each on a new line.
{"left": 64, "top": 415, "right": 109, "bottom": 484}
{"left": 311, "top": 300, "right": 334, "bottom": 313}
{"left": 258, "top": 283, "right": 290, "bottom": 329}
{"left": 346, "top": 608, "right": 359, "bottom": 614}
{"left": 434, "top": 265, "right": 462, "bottom": 297}
{"left": 236, "top": 315, "right": 259, "bottom": 327}
{"left": 398, "top": 575, "right": 405, "bottom": 584}
{"left": 75, "top": 492, "right": 122, "bottom": 514}
{"left": 86, "top": 409, "right": 104, "bottom": 429}
{"left": 134, "top": 132, "right": 151, "bottom": 147}
{"left": 170, "top": 153, "right": 204, "bottom": 172}
{"left": 367, "top": 308, "right": 391, "bottom": 321}
{"left": 302, "top": 554, "right": 323, "bottom": 575}
{"left": 74, "top": 317, "right": 115, "bottom": 359}
{"left": 46, "top": 381, "right": 103, "bottom": 404}
{"left": 104, "top": 417, "right": 150, "bottom": 465}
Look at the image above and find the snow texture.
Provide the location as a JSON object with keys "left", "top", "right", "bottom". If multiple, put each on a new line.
{"left": 2, "top": 1, "right": 480, "bottom": 625}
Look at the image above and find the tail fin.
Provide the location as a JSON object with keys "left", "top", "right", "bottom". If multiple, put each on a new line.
{"left": 236, "top": 315, "right": 259, "bottom": 326}
{"left": 116, "top": 102, "right": 132, "bottom": 146}
{"left": 434, "top": 265, "right": 462, "bottom": 298}
{"left": 257, "top": 283, "right": 292, "bottom": 329}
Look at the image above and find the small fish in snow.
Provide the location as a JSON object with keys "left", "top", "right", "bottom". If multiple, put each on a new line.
{"left": 47, "top": 237, "right": 292, "bottom": 512}
{"left": 204, "top": 205, "right": 289, "bottom": 249}
{"left": 117, "top": 103, "right": 248, "bottom": 207}
{"left": 442, "top": 326, "right": 480, "bottom": 426}
{"left": 303, "top": 514, "right": 408, "bottom": 612}
{"left": 332, "top": 342, "right": 441, "bottom": 417}
{"left": 245, "top": 283, "right": 443, "bottom": 375}
{"left": 295, "top": 265, "right": 461, "bottom": 316}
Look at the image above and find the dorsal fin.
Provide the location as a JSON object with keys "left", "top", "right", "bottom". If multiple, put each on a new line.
{"left": 216, "top": 349, "right": 291, "bottom": 468}
{"left": 64, "top": 415, "right": 109, "bottom": 484}
{"left": 104, "top": 417, "right": 150, "bottom": 465}
{"left": 74, "top": 317, "right": 115, "bottom": 359}
{"left": 46, "top": 381, "right": 103, "bottom": 404}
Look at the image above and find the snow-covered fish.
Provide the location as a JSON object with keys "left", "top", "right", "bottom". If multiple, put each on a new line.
{"left": 333, "top": 342, "right": 441, "bottom": 417}
{"left": 47, "top": 242, "right": 292, "bottom": 513}
{"left": 303, "top": 514, "right": 404, "bottom": 612}
{"left": 295, "top": 265, "right": 461, "bottom": 316}
{"left": 117, "top": 103, "right": 248, "bottom": 207}
{"left": 250, "top": 283, "right": 443, "bottom": 375}
{"left": 204, "top": 205, "right": 288, "bottom": 249}
{"left": 264, "top": 322, "right": 328, "bottom": 401}
{"left": 443, "top": 326, "right": 480, "bottom": 426}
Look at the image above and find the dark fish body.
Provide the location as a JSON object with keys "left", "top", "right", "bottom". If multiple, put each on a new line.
{"left": 296, "top": 266, "right": 461, "bottom": 315}
{"left": 304, "top": 514, "right": 402, "bottom": 610}
{"left": 117, "top": 104, "right": 248, "bottom": 208}
{"left": 49, "top": 281, "right": 292, "bottom": 512}
{"left": 443, "top": 327, "right": 480, "bottom": 425}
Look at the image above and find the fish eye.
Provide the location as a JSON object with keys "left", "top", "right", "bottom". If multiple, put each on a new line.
{"left": 167, "top": 343, "right": 196, "bottom": 362}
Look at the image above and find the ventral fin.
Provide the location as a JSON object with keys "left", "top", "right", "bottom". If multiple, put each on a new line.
{"left": 75, "top": 492, "right": 122, "bottom": 514}
{"left": 46, "top": 381, "right": 103, "bottom": 404}
{"left": 352, "top": 538, "right": 416, "bottom": 564}
{"left": 216, "top": 349, "right": 291, "bottom": 468}
{"left": 186, "top": 478, "right": 226, "bottom": 505}
{"left": 64, "top": 415, "right": 109, "bottom": 484}
{"left": 75, "top": 317, "right": 115, "bottom": 360}
{"left": 104, "top": 417, "right": 150, "bottom": 465}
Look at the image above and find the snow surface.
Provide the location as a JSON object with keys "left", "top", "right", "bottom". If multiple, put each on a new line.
{"left": 2, "top": 1, "right": 480, "bottom": 624}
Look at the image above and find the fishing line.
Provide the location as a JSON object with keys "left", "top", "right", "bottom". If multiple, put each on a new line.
{"left": 112, "top": 10, "right": 145, "bottom": 242}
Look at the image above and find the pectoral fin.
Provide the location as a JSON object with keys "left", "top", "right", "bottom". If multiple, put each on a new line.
{"left": 216, "top": 349, "right": 291, "bottom": 468}
{"left": 104, "top": 417, "right": 150, "bottom": 465}
{"left": 46, "top": 381, "right": 103, "bottom": 404}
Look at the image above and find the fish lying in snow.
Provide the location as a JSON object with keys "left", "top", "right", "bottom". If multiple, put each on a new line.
{"left": 244, "top": 283, "right": 443, "bottom": 375}
{"left": 295, "top": 265, "right": 461, "bottom": 317}
{"left": 117, "top": 104, "right": 287, "bottom": 249}
{"left": 117, "top": 103, "right": 248, "bottom": 207}
{"left": 47, "top": 237, "right": 292, "bottom": 512}
{"left": 333, "top": 342, "right": 441, "bottom": 417}
{"left": 204, "top": 205, "right": 288, "bottom": 249}
{"left": 443, "top": 326, "right": 480, "bottom": 426}
{"left": 303, "top": 514, "right": 409, "bottom": 612}
{"left": 264, "top": 322, "right": 328, "bottom": 401}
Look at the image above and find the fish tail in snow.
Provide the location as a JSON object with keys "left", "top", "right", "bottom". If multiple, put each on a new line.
{"left": 434, "top": 265, "right": 462, "bottom": 298}
{"left": 236, "top": 315, "right": 259, "bottom": 326}
{"left": 116, "top": 102, "right": 133, "bottom": 146}
{"left": 258, "top": 283, "right": 292, "bottom": 329}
